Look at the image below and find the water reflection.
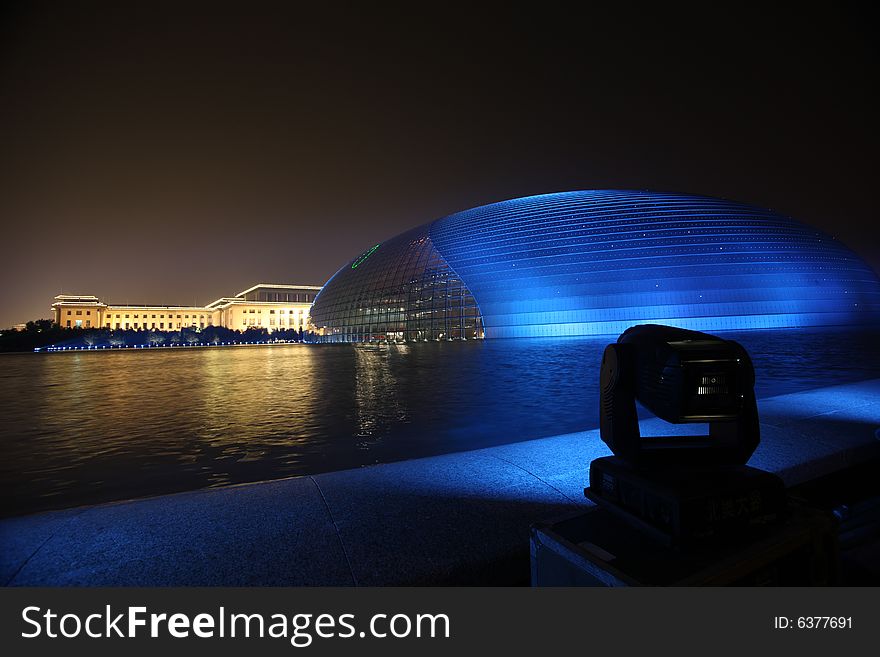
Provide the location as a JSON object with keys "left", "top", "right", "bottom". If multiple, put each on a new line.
{"left": 1, "top": 328, "right": 878, "bottom": 516}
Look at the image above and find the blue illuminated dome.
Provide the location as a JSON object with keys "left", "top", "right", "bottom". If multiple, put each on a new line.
{"left": 310, "top": 190, "right": 880, "bottom": 341}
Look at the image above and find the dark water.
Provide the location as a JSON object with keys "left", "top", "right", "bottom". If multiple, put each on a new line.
{"left": 1, "top": 328, "right": 878, "bottom": 517}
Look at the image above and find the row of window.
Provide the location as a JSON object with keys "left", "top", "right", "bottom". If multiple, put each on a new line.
{"left": 108, "top": 322, "right": 208, "bottom": 330}
{"left": 248, "top": 292, "right": 316, "bottom": 303}
{"left": 111, "top": 313, "right": 206, "bottom": 319}
{"left": 238, "top": 308, "right": 305, "bottom": 314}
{"left": 241, "top": 317, "right": 303, "bottom": 326}
{"left": 64, "top": 310, "right": 207, "bottom": 320}
{"left": 65, "top": 308, "right": 306, "bottom": 319}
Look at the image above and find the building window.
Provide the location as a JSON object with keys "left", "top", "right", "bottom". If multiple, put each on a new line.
{"left": 185, "top": 315, "right": 189, "bottom": 319}
{"left": 152, "top": 314, "right": 156, "bottom": 318}
{"left": 85, "top": 320, "right": 91, "bottom": 327}
{"left": 66, "top": 320, "right": 71, "bottom": 327}
{"left": 76, "top": 310, "right": 82, "bottom": 315}
{"left": 67, "top": 310, "right": 71, "bottom": 315}
{"left": 86, "top": 310, "right": 91, "bottom": 315}
{"left": 125, "top": 314, "right": 130, "bottom": 318}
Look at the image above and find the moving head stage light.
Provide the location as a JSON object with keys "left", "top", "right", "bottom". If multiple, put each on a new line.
{"left": 599, "top": 324, "right": 759, "bottom": 466}
{"left": 586, "top": 325, "right": 787, "bottom": 547}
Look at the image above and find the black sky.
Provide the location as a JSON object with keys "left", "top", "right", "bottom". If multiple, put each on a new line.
{"left": 1, "top": 1, "right": 877, "bottom": 327}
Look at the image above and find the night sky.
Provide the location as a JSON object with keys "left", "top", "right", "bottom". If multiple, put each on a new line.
{"left": 1, "top": 2, "right": 877, "bottom": 327}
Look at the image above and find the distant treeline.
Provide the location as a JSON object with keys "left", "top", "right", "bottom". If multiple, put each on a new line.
{"left": 0, "top": 320, "right": 311, "bottom": 353}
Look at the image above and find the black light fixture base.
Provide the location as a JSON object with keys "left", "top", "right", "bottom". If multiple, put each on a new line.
{"left": 585, "top": 456, "right": 789, "bottom": 549}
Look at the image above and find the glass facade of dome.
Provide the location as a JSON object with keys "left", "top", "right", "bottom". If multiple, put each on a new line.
{"left": 310, "top": 191, "right": 880, "bottom": 341}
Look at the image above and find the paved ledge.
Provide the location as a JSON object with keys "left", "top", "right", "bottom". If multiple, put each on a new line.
{"left": 2, "top": 379, "right": 879, "bottom": 586}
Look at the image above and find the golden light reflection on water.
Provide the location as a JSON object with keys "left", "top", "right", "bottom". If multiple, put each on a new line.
{"left": 197, "top": 347, "right": 322, "bottom": 484}
{"left": 3, "top": 345, "right": 362, "bottom": 515}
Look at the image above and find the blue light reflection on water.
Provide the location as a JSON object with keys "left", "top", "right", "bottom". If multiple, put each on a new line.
{"left": 0, "top": 327, "right": 878, "bottom": 516}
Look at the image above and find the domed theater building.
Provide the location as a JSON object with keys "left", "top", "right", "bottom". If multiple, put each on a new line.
{"left": 309, "top": 190, "right": 880, "bottom": 342}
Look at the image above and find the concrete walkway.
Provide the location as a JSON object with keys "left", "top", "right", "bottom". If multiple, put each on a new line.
{"left": 2, "top": 379, "right": 879, "bottom": 586}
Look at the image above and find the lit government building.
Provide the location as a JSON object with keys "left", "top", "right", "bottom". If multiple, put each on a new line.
{"left": 52, "top": 283, "right": 321, "bottom": 332}
{"left": 309, "top": 190, "right": 880, "bottom": 342}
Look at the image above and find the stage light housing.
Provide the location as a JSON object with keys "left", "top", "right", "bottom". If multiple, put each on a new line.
{"left": 599, "top": 324, "right": 759, "bottom": 467}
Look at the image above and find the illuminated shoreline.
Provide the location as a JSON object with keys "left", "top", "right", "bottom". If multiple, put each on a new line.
{"left": 35, "top": 341, "right": 309, "bottom": 354}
